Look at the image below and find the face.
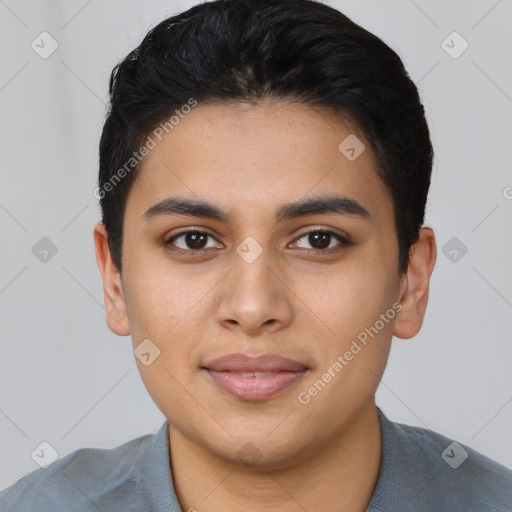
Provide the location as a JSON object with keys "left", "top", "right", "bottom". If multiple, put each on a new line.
{"left": 95, "top": 101, "right": 432, "bottom": 469}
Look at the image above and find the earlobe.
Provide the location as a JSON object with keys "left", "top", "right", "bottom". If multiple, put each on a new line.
{"left": 393, "top": 227, "right": 437, "bottom": 339}
{"left": 93, "top": 222, "right": 131, "bottom": 336}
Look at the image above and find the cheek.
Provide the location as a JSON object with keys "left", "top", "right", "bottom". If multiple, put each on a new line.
{"left": 125, "top": 268, "right": 205, "bottom": 415}
{"left": 297, "top": 264, "right": 398, "bottom": 392}
{"left": 122, "top": 255, "right": 219, "bottom": 375}
{"left": 295, "top": 255, "right": 396, "bottom": 339}
{"left": 122, "top": 257, "right": 191, "bottom": 346}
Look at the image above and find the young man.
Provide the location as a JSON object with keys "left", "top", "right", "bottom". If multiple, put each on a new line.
{"left": 2, "top": 0, "right": 511, "bottom": 510}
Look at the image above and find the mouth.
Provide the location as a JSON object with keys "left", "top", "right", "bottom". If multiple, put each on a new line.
{"left": 202, "top": 353, "right": 309, "bottom": 401}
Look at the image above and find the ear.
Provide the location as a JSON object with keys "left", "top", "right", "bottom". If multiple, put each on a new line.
{"left": 93, "top": 222, "right": 130, "bottom": 336}
{"left": 393, "top": 227, "right": 437, "bottom": 339}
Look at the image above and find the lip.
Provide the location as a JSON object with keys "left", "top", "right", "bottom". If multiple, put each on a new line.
{"left": 202, "top": 353, "right": 309, "bottom": 401}
{"left": 203, "top": 353, "right": 308, "bottom": 372}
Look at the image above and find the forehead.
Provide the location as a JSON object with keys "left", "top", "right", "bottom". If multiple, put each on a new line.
{"left": 125, "top": 101, "right": 392, "bottom": 225}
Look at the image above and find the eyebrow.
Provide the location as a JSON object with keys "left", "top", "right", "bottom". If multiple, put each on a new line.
{"left": 142, "top": 195, "right": 371, "bottom": 223}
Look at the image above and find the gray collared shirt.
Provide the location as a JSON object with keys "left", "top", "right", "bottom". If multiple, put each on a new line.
{"left": 2, "top": 408, "right": 511, "bottom": 511}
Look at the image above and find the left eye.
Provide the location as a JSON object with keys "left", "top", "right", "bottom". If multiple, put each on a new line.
{"left": 293, "top": 230, "right": 349, "bottom": 252}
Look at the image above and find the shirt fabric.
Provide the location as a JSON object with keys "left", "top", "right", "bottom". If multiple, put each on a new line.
{"left": 1, "top": 407, "right": 511, "bottom": 511}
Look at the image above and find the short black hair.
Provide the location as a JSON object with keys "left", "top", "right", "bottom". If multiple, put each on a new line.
{"left": 98, "top": 0, "right": 433, "bottom": 274}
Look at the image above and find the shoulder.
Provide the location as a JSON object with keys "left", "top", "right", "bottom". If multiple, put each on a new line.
{"left": 0, "top": 431, "right": 156, "bottom": 512}
{"left": 371, "top": 409, "right": 512, "bottom": 511}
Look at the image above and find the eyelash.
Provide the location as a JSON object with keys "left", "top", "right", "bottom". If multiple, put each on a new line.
{"left": 163, "top": 228, "right": 352, "bottom": 255}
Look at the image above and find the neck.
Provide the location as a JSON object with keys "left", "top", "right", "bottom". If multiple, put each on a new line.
{"left": 168, "top": 402, "right": 382, "bottom": 512}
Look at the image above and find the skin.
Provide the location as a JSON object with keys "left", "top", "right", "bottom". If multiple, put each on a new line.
{"left": 94, "top": 100, "right": 436, "bottom": 511}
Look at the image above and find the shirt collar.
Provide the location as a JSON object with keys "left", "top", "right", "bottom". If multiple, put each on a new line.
{"left": 367, "top": 406, "right": 433, "bottom": 511}
{"left": 142, "top": 420, "right": 183, "bottom": 512}
{"left": 141, "top": 407, "right": 400, "bottom": 512}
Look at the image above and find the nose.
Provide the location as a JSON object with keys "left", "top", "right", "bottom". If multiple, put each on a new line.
{"left": 215, "top": 247, "right": 293, "bottom": 336}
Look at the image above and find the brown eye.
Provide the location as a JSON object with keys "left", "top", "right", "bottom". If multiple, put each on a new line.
{"left": 307, "top": 231, "right": 332, "bottom": 249}
{"left": 165, "top": 230, "right": 220, "bottom": 251}
{"left": 293, "top": 229, "right": 351, "bottom": 253}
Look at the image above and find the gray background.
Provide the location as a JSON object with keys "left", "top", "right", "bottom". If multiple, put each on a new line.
{"left": 1, "top": 0, "right": 511, "bottom": 490}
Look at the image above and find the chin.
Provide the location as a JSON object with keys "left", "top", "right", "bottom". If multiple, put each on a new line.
{"left": 203, "top": 427, "right": 313, "bottom": 471}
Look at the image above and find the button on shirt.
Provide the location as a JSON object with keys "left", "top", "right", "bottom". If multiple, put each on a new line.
{"left": 1, "top": 408, "right": 512, "bottom": 511}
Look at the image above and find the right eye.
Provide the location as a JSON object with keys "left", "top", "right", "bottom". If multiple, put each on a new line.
{"left": 164, "top": 230, "right": 223, "bottom": 253}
